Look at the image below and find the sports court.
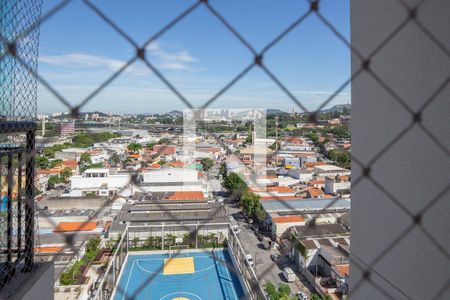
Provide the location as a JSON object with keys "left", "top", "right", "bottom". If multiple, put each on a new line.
{"left": 113, "top": 249, "right": 245, "bottom": 300}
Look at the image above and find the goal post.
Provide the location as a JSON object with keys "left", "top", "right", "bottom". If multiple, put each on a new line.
{"left": 168, "top": 245, "right": 190, "bottom": 257}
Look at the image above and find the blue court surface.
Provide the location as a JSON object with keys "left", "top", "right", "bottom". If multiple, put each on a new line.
{"left": 114, "top": 249, "right": 245, "bottom": 300}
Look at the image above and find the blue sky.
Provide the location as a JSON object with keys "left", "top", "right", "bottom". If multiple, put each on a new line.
{"left": 37, "top": 0, "right": 350, "bottom": 114}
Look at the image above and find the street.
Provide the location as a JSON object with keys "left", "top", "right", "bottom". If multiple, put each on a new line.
{"left": 227, "top": 205, "right": 313, "bottom": 298}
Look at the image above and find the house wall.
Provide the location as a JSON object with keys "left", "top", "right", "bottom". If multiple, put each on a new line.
{"left": 324, "top": 179, "right": 351, "bottom": 194}
{"left": 70, "top": 174, "right": 130, "bottom": 189}
{"left": 272, "top": 221, "right": 306, "bottom": 237}
{"left": 143, "top": 168, "right": 198, "bottom": 183}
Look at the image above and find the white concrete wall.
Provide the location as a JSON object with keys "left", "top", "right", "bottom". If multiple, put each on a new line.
{"left": 142, "top": 168, "right": 198, "bottom": 183}
{"left": 70, "top": 174, "right": 130, "bottom": 189}
{"left": 138, "top": 184, "right": 206, "bottom": 193}
{"left": 273, "top": 221, "right": 306, "bottom": 237}
{"left": 325, "top": 179, "right": 351, "bottom": 194}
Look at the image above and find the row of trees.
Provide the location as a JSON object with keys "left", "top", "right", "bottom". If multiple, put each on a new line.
{"left": 265, "top": 281, "right": 331, "bottom": 300}
{"left": 223, "top": 172, "right": 266, "bottom": 222}
{"left": 47, "top": 167, "right": 72, "bottom": 189}
{"left": 36, "top": 157, "right": 63, "bottom": 169}
{"left": 264, "top": 282, "right": 292, "bottom": 300}
{"left": 328, "top": 149, "right": 351, "bottom": 169}
{"left": 72, "top": 132, "right": 120, "bottom": 148}
{"left": 305, "top": 130, "right": 351, "bottom": 169}
{"left": 127, "top": 137, "right": 172, "bottom": 154}
{"left": 129, "top": 232, "right": 223, "bottom": 250}
{"left": 60, "top": 237, "right": 100, "bottom": 285}
{"left": 42, "top": 132, "right": 120, "bottom": 158}
{"left": 79, "top": 153, "right": 103, "bottom": 173}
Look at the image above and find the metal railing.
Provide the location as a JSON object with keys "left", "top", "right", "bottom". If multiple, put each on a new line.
{"left": 91, "top": 223, "right": 267, "bottom": 300}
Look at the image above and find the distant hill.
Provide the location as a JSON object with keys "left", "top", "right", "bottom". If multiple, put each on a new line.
{"left": 266, "top": 108, "right": 286, "bottom": 115}
{"left": 79, "top": 111, "right": 109, "bottom": 117}
{"left": 164, "top": 110, "right": 183, "bottom": 117}
{"left": 320, "top": 104, "right": 351, "bottom": 113}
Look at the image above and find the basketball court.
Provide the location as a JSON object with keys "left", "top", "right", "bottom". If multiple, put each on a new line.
{"left": 113, "top": 249, "right": 245, "bottom": 300}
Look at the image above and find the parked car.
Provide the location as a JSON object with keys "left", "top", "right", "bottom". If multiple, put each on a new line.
{"left": 270, "top": 254, "right": 279, "bottom": 261}
{"left": 296, "top": 291, "right": 308, "bottom": 300}
{"left": 245, "top": 254, "right": 254, "bottom": 267}
{"left": 282, "top": 267, "right": 296, "bottom": 282}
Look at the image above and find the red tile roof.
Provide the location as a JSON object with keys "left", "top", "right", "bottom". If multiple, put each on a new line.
{"left": 62, "top": 160, "right": 78, "bottom": 168}
{"left": 260, "top": 195, "right": 299, "bottom": 201}
{"left": 36, "top": 168, "right": 60, "bottom": 175}
{"left": 307, "top": 187, "right": 324, "bottom": 197}
{"left": 54, "top": 222, "right": 97, "bottom": 232}
{"left": 169, "top": 161, "right": 184, "bottom": 168}
{"left": 306, "top": 180, "right": 325, "bottom": 185}
{"left": 153, "top": 145, "right": 176, "bottom": 155}
{"left": 267, "top": 186, "right": 295, "bottom": 193}
{"left": 336, "top": 264, "right": 349, "bottom": 277}
{"left": 272, "top": 216, "right": 305, "bottom": 224}
{"left": 168, "top": 191, "right": 204, "bottom": 200}
{"left": 35, "top": 246, "right": 64, "bottom": 253}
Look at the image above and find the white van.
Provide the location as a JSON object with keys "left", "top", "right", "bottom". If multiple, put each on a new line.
{"left": 282, "top": 267, "right": 296, "bottom": 282}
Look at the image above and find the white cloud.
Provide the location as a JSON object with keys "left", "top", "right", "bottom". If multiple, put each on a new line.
{"left": 39, "top": 41, "right": 202, "bottom": 74}
{"left": 39, "top": 52, "right": 150, "bottom": 76}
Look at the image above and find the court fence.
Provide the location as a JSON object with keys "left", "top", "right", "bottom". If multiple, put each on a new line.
{"left": 227, "top": 223, "right": 268, "bottom": 300}
{"left": 90, "top": 223, "right": 267, "bottom": 300}
{"left": 90, "top": 227, "right": 128, "bottom": 300}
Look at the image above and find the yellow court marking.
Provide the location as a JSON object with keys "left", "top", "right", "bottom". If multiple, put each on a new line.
{"left": 163, "top": 257, "right": 195, "bottom": 275}
{"left": 171, "top": 298, "right": 189, "bottom": 300}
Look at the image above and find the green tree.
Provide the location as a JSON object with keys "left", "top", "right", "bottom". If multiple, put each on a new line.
{"left": 240, "top": 191, "right": 261, "bottom": 218}
{"left": 219, "top": 163, "right": 226, "bottom": 177}
{"left": 224, "top": 172, "right": 246, "bottom": 193}
{"left": 254, "top": 203, "right": 267, "bottom": 223}
{"left": 85, "top": 237, "right": 100, "bottom": 260}
{"left": 146, "top": 142, "right": 156, "bottom": 150}
{"left": 158, "top": 137, "right": 171, "bottom": 145}
{"left": 278, "top": 284, "right": 291, "bottom": 297}
{"left": 127, "top": 142, "right": 142, "bottom": 153}
{"left": 200, "top": 157, "right": 214, "bottom": 171}
{"left": 110, "top": 153, "right": 121, "bottom": 165}
{"left": 60, "top": 167, "right": 72, "bottom": 180}
{"left": 47, "top": 175, "right": 62, "bottom": 190}
{"left": 264, "top": 282, "right": 278, "bottom": 299}
{"left": 72, "top": 133, "right": 94, "bottom": 148}
{"left": 36, "top": 156, "right": 50, "bottom": 169}
{"left": 80, "top": 153, "right": 92, "bottom": 166}
{"left": 49, "top": 159, "right": 63, "bottom": 168}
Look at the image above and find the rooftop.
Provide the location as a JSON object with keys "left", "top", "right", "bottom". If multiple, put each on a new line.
{"left": 54, "top": 221, "right": 98, "bottom": 232}
{"left": 272, "top": 215, "right": 305, "bottom": 224}
{"left": 293, "top": 223, "right": 349, "bottom": 238}
{"left": 167, "top": 191, "right": 205, "bottom": 200}
{"left": 261, "top": 198, "right": 351, "bottom": 213}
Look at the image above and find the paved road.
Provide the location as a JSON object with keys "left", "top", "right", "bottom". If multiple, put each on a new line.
{"left": 227, "top": 205, "right": 312, "bottom": 298}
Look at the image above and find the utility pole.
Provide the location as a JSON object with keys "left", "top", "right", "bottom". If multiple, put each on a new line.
{"left": 275, "top": 115, "right": 279, "bottom": 166}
